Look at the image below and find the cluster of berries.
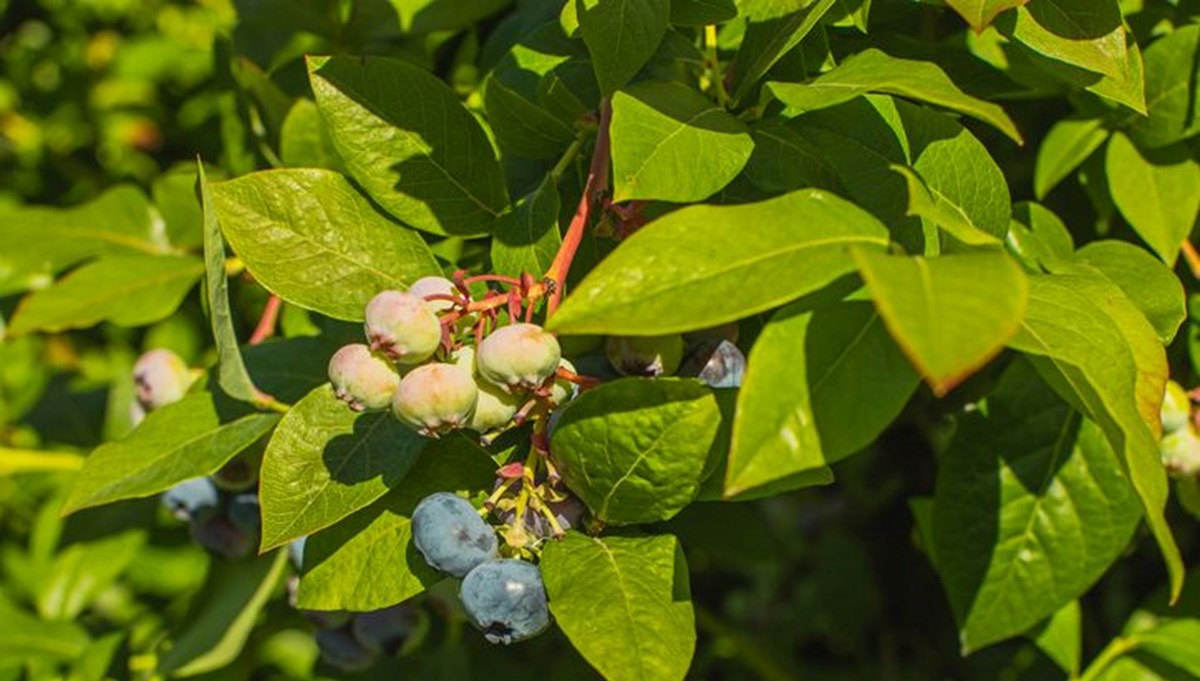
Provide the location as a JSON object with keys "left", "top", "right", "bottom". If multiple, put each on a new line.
{"left": 160, "top": 468, "right": 261, "bottom": 559}
{"left": 1159, "top": 380, "right": 1200, "bottom": 479}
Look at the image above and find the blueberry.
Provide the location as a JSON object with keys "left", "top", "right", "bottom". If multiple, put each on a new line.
{"left": 328, "top": 344, "right": 401, "bottom": 412}
{"left": 680, "top": 339, "right": 746, "bottom": 388}
{"left": 363, "top": 291, "right": 442, "bottom": 364}
{"left": 456, "top": 346, "right": 523, "bottom": 434}
{"left": 459, "top": 559, "right": 550, "bottom": 645}
{"left": 351, "top": 604, "right": 423, "bottom": 655}
{"left": 315, "top": 628, "right": 376, "bottom": 672}
{"left": 133, "top": 348, "right": 194, "bottom": 411}
{"left": 410, "top": 492, "right": 497, "bottom": 578}
{"left": 1161, "top": 381, "right": 1191, "bottom": 435}
{"left": 606, "top": 335, "right": 684, "bottom": 377}
{"left": 289, "top": 536, "right": 307, "bottom": 570}
{"left": 161, "top": 477, "right": 219, "bottom": 521}
{"left": 408, "top": 276, "right": 457, "bottom": 314}
{"left": 545, "top": 358, "right": 578, "bottom": 408}
{"left": 190, "top": 493, "right": 259, "bottom": 560}
{"left": 392, "top": 363, "right": 479, "bottom": 436}
{"left": 475, "top": 323, "right": 561, "bottom": 393}
{"left": 1161, "top": 428, "right": 1200, "bottom": 478}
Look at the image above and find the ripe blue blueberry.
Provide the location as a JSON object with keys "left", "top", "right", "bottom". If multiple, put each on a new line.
{"left": 190, "top": 493, "right": 260, "bottom": 560}
{"left": 315, "top": 628, "right": 376, "bottom": 672}
{"left": 410, "top": 492, "right": 498, "bottom": 577}
{"left": 161, "top": 477, "right": 218, "bottom": 521}
{"left": 289, "top": 536, "right": 307, "bottom": 570}
{"left": 363, "top": 290, "right": 442, "bottom": 364}
{"left": 459, "top": 559, "right": 550, "bottom": 645}
{"left": 133, "top": 348, "right": 194, "bottom": 411}
{"left": 328, "top": 344, "right": 401, "bottom": 412}
{"left": 606, "top": 334, "right": 684, "bottom": 377}
{"left": 475, "top": 323, "right": 561, "bottom": 393}
{"left": 351, "top": 604, "right": 422, "bottom": 655}
{"left": 681, "top": 339, "right": 746, "bottom": 388}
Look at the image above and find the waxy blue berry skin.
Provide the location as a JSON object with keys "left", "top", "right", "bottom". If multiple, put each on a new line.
{"left": 315, "top": 628, "right": 376, "bottom": 672}
{"left": 189, "top": 492, "right": 261, "bottom": 560}
{"left": 288, "top": 536, "right": 307, "bottom": 569}
{"left": 351, "top": 604, "right": 421, "bottom": 655}
{"left": 691, "top": 339, "right": 746, "bottom": 388}
{"left": 459, "top": 559, "right": 550, "bottom": 645}
{"left": 410, "top": 492, "right": 498, "bottom": 578}
{"left": 161, "top": 477, "right": 219, "bottom": 521}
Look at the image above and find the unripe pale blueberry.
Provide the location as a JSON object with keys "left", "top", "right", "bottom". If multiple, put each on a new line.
{"left": 546, "top": 358, "right": 578, "bottom": 408}
{"left": 391, "top": 363, "right": 478, "bottom": 436}
{"left": 1161, "top": 428, "right": 1200, "bottom": 478}
{"left": 363, "top": 290, "right": 442, "bottom": 364}
{"left": 161, "top": 477, "right": 219, "bottom": 521}
{"left": 606, "top": 334, "right": 684, "bottom": 377}
{"left": 1161, "top": 381, "right": 1190, "bottom": 435}
{"left": 133, "top": 348, "right": 193, "bottom": 411}
{"left": 459, "top": 559, "right": 550, "bottom": 645}
{"left": 410, "top": 492, "right": 498, "bottom": 577}
{"left": 409, "top": 276, "right": 457, "bottom": 314}
{"left": 315, "top": 628, "right": 376, "bottom": 673}
{"left": 328, "top": 344, "right": 400, "bottom": 412}
{"left": 476, "top": 324, "right": 561, "bottom": 393}
{"left": 469, "top": 380, "right": 524, "bottom": 433}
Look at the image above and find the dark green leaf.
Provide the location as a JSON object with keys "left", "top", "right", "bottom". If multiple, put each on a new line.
{"left": 743, "top": 118, "right": 842, "bottom": 194}
{"left": 576, "top": 0, "right": 671, "bottom": 94}
{"left": 490, "top": 177, "right": 562, "bottom": 279}
{"left": 483, "top": 73, "right": 578, "bottom": 159}
{"left": 1128, "top": 26, "right": 1200, "bottom": 149}
{"left": 945, "top": 0, "right": 1028, "bottom": 31}
{"left": 669, "top": 0, "right": 737, "bottom": 26}
{"left": 1034, "top": 117, "right": 1109, "bottom": 200}
{"left": 730, "top": 0, "right": 837, "bottom": 104}
{"left": 0, "top": 600, "right": 89, "bottom": 661}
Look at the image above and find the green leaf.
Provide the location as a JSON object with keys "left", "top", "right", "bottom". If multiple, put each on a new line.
{"left": 742, "top": 119, "right": 842, "bottom": 194}
{"left": 1128, "top": 26, "right": 1200, "bottom": 149}
{"left": 279, "top": 99, "right": 344, "bottom": 172}
{"left": 1008, "top": 273, "right": 1183, "bottom": 601}
{"left": 549, "top": 189, "right": 889, "bottom": 335}
{"left": 891, "top": 165, "right": 1003, "bottom": 246}
{"left": 766, "top": 49, "right": 1022, "bottom": 143}
{"left": 483, "top": 73, "right": 578, "bottom": 159}
{"left": 307, "top": 55, "right": 509, "bottom": 236}
{"left": 1134, "top": 619, "right": 1200, "bottom": 677}
{"left": 61, "top": 393, "right": 280, "bottom": 515}
{"left": 1028, "top": 601, "right": 1082, "bottom": 676}
{"left": 541, "top": 533, "right": 694, "bottom": 681}
{"left": 153, "top": 168, "right": 205, "bottom": 250}
{"left": 727, "top": 299, "right": 919, "bottom": 498}
{"left": 490, "top": 177, "right": 562, "bottom": 280}
{"left": 210, "top": 168, "right": 441, "bottom": 321}
{"left": 1105, "top": 133, "right": 1200, "bottom": 265}
{"left": 199, "top": 161, "right": 261, "bottom": 406}
{"left": 669, "top": 0, "right": 737, "bottom": 26}
{"left": 1006, "top": 202, "right": 1074, "bottom": 271}
{"left": 158, "top": 550, "right": 288, "bottom": 677}
{"left": 37, "top": 532, "right": 145, "bottom": 621}
{"left": 610, "top": 80, "right": 754, "bottom": 202}
{"left": 490, "top": 23, "right": 599, "bottom": 129}
{"left": 550, "top": 378, "right": 719, "bottom": 524}
{"left": 576, "top": 0, "right": 671, "bottom": 95}
{"left": 7, "top": 255, "right": 202, "bottom": 336}
{"left": 259, "top": 385, "right": 427, "bottom": 551}
{"left": 933, "top": 359, "right": 1140, "bottom": 653}
{"left": 0, "top": 185, "right": 170, "bottom": 297}
{"left": 1034, "top": 117, "right": 1109, "bottom": 200}
{"left": 730, "top": 0, "right": 837, "bottom": 104}
{"left": 853, "top": 250, "right": 1029, "bottom": 395}
{"left": 996, "top": 1, "right": 1127, "bottom": 80}
{"left": 389, "top": 0, "right": 510, "bottom": 34}
{"left": 297, "top": 436, "right": 495, "bottom": 611}
{"left": 0, "top": 600, "right": 89, "bottom": 661}
{"left": 945, "top": 0, "right": 1028, "bottom": 31}
{"left": 1074, "top": 241, "right": 1186, "bottom": 344}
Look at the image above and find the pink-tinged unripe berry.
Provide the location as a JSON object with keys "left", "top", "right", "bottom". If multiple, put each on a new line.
{"left": 133, "top": 348, "right": 194, "bottom": 411}
{"left": 476, "top": 323, "right": 561, "bottom": 393}
{"left": 409, "top": 276, "right": 457, "bottom": 314}
{"left": 1161, "top": 381, "right": 1191, "bottom": 435}
{"left": 546, "top": 359, "right": 577, "bottom": 408}
{"left": 452, "top": 346, "right": 521, "bottom": 434}
{"left": 328, "top": 344, "right": 401, "bottom": 412}
{"left": 363, "top": 291, "right": 442, "bottom": 364}
{"left": 1161, "top": 427, "right": 1200, "bottom": 478}
{"left": 606, "top": 334, "right": 684, "bottom": 377}
{"left": 392, "top": 363, "right": 479, "bottom": 436}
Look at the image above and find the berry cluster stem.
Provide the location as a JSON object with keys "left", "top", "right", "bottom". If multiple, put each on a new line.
{"left": 249, "top": 295, "right": 282, "bottom": 345}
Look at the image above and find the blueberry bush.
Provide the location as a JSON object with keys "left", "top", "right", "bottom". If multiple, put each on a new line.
{"left": 2, "top": 0, "right": 1200, "bottom": 679}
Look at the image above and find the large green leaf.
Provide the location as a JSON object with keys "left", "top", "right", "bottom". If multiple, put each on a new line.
{"left": 1128, "top": 26, "right": 1200, "bottom": 149}
{"left": 483, "top": 73, "right": 577, "bottom": 159}
{"left": 1074, "top": 241, "right": 1185, "bottom": 345}
{"left": 258, "top": 385, "right": 427, "bottom": 551}
{"left": 0, "top": 185, "right": 170, "bottom": 297}
{"left": 279, "top": 99, "right": 344, "bottom": 172}
{"left": 891, "top": 165, "right": 1002, "bottom": 246}
{"left": 996, "top": 1, "right": 1127, "bottom": 79}
{"left": 210, "top": 168, "right": 440, "bottom": 321}
{"left": 730, "top": 0, "right": 837, "bottom": 104}
{"left": 157, "top": 550, "right": 288, "bottom": 678}
{"left": 576, "top": 0, "right": 670, "bottom": 94}
{"left": 610, "top": 80, "right": 754, "bottom": 202}
{"left": 1006, "top": 202, "right": 1074, "bottom": 271}
{"left": 62, "top": 393, "right": 279, "bottom": 515}
{"left": 1008, "top": 273, "right": 1183, "bottom": 601}
{"left": 307, "top": 55, "right": 509, "bottom": 236}
{"left": 541, "top": 533, "right": 694, "bottom": 681}
{"left": 1105, "top": 133, "right": 1200, "bottom": 265}
{"left": 742, "top": 118, "right": 842, "bottom": 194}
{"left": 37, "top": 532, "right": 145, "bottom": 621}
{"left": 945, "top": 0, "right": 1028, "bottom": 31}
{"left": 1133, "top": 619, "right": 1200, "bottom": 677}
{"left": 853, "top": 250, "right": 1028, "bottom": 395}
{"left": 766, "top": 49, "right": 1021, "bottom": 143}
{"left": 1034, "top": 117, "right": 1109, "bottom": 200}
{"left": 727, "top": 299, "right": 919, "bottom": 497}
{"left": 297, "top": 436, "right": 495, "bottom": 611}
{"left": 7, "top": 255, "right": 202, "bottom": 336}
{"left": 1028, "top": 602, "right": 1082, "bottom": 676}
{"left": 550, "top": 379, "right": 719, "bottom": 524}
{"left": 548, "top": 189, "right": 889, "bottom": 335}
{"left": 0, "top": 599, "right": 89, "bottom": 661}
{"left": 490, "top": 177, "right": 562, "bottom": 279}
{"left": 933, "top": 359, "right": 1141, "bottom": 652}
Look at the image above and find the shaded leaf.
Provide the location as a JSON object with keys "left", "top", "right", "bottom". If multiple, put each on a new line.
{"left": 996, "top": 1, "right": 1127, "bottom": 79}
{"left": 945, "top": 0, "right": 1028, "bottom": 31}
{"left": 1034, "top": 117, "right": 1109, "bottom": 200}
{"left": 1128, "top": 26, "right": 1200, "bottom": 149}
{"left": 576, "top": 0, "right": 671, "bottom": 94}
{"left": 491, "top": 177, "right": 562, "bottom": 279}
{"left": 730, "top": 0, "right": 837, "bottom": 103}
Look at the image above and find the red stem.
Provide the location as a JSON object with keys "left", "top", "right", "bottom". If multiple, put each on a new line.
{"left": 545, "top": 98, "right": 612, "bottom": 318}
{"left": 464, "top": 274, "right": 523, "bottom": 287}
{"left": 249, "top": 295, "right": 282, "bottom": 345}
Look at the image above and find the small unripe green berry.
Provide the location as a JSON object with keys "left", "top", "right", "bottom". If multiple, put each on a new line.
{"left": 409, "top": 276, "right": 458, "bottom": 314}
{"left": 329, "top": 344, "right": 401, "bottom": 412}
{"left": 133, "top": 348, "right": 194, "bottom": 411}
{"left": 453, "top": 345, "right": 523, "bottom": 433}
{"left": 1161, "top": 381, "right": 1191, "bottom": 435}
{"left": 392, "top": 363, "right": 479, "bottom": 436}
{"left": 363, "top": 291, "right": 442, "bottom": 364}
{"left": 476, "top": 323, "right": 562, "bottom": 393}
{"left": 546, "top": 359, "right": 577, "bottom": 408}
{"left": 606, "top": 335, "right": 683, "bottom": 377}
{"left": 1160, "top": 427, "right": 1200, "bottom": 478}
